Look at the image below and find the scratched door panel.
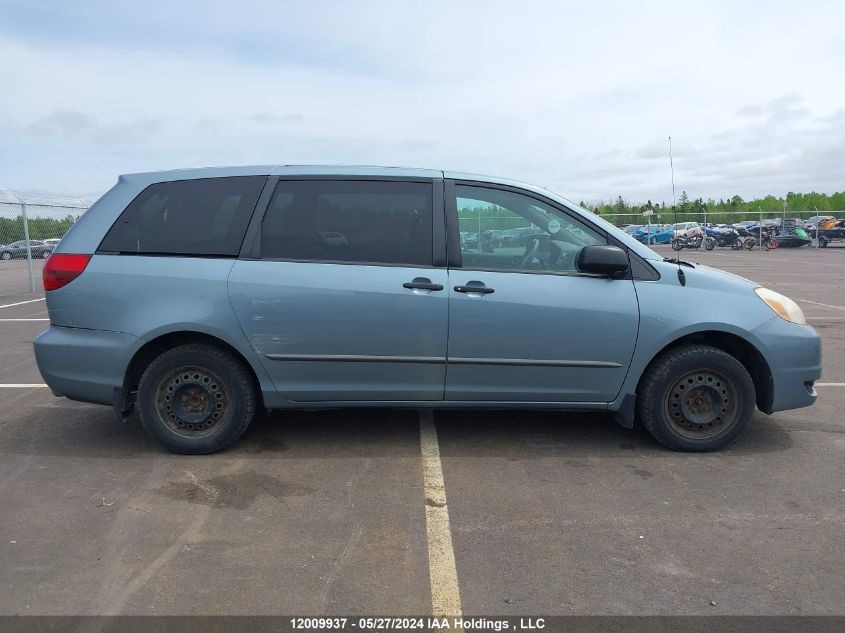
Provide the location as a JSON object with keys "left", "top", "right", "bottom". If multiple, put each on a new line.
{"left": 228, "top": 261, "right": 448, "bottom": 401}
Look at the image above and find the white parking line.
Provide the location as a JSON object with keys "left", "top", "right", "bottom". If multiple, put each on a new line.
{"left": 0, "top": 318, "right": 49, "bottom": 322}
{"left": 419, "top": 410, "right": 462, "bottom": 617}
{"left": 817, "top": 383, "right": 845, "bottom": 387}
{"left": 0, "top": 384, "right": 49, "bottom": 388}
{"left": 0, "top": 298, "right": 45, "bottom": 309}
{"left": 797, "top": 299, "right": 845, "bottom": 312}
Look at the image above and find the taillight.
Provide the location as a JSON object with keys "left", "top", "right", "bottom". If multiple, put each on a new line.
{"left": 43, "top": 254, "right": 92, "bottom": 291}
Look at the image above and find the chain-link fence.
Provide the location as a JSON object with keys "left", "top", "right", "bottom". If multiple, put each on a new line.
{"left": 594, "top": 208, "right": 840, "bottom": 227}
{"left": 0, "top": 202, "right": 88, "bottom": 297}
{"left": 597, "top": 209, "right": 845, "bottom": 246}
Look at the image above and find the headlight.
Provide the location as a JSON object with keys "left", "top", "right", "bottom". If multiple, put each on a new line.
{"left": 755, "top": 287, "right": 806, "bottom": 325}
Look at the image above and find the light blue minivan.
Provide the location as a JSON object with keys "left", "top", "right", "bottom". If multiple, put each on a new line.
{"left": 34, "top": 166, "right": 821, "bottom": 453}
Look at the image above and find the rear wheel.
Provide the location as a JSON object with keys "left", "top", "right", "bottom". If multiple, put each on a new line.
{"left": 637, "top": 344, "right": 755, "bottom": 451}
{"left": 704, "top": 237, "right": 715, "bottom": 251}
{"left": 671, "top": 239, "right": 682, "bottom": 251}
{"left": 0, "top": 251, "right": 10, "bottom": 261}
{"left": 731, "top": 238, "right": 743, "bottom": 250}
{"left": 137, "top": 343, "right": 256, "bottom": 454}
{"left": 818, "top": 236, "right": 829, "bottom": 248}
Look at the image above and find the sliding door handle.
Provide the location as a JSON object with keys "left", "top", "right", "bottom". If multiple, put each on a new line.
{"left": 403, "top": 278, "right": 444, "bottom": 291}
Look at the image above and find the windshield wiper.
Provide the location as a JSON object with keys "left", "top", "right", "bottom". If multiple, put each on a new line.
{"left": 663, "top": 257, "right": 695, "bottom": 268}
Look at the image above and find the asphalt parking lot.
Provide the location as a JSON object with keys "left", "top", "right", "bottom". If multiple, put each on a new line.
{"left": 0, "top": 258, "right": 47, "bottom": 296}
{"left": 0, "top": 245, "right": 843, "bottom": 616}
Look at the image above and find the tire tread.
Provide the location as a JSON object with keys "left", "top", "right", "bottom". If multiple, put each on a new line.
{"left": 137, "top": 343, "right": 256, "bottom": 454}
{"left": 637, "top": 344, "right": 755, "bottom": 452}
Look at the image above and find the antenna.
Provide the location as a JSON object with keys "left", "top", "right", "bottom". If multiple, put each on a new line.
{"left": 668, "top": 136, "right": 686, "bottom": 284}
{"left": 669, "top": 136, "right": 677, "bottom": 224}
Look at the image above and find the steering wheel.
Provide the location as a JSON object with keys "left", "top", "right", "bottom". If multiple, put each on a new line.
{"left": 521, "top": 237, "right": 541, "bottom": 268}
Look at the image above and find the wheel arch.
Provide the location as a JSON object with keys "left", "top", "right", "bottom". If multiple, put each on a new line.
{"left": 636, "top": 330, "right": 774, "bottom": 414}
{"left": 121, "top": 330, "right": 268, "bottom": 415}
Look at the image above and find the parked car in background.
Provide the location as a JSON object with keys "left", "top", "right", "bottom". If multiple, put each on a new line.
{"left": 0, "top": 240, "right": 53, "bottom": 260}
{"left": 672, "top": 222, "right": 703, "bottom": 238}
{"left": 499, "top": 226, "right": 544, "bottom": 246}
{"left": 34, "top": 165, "right": 820, "bottom": 455}
{"left": 633, "top": 224, "right": 674, "bottom": 244}
{"left": 43, "top": 238, "right": 62, "bottom": 248}
{"left": 732, "top": 220, "right": 758, "bottom": 231}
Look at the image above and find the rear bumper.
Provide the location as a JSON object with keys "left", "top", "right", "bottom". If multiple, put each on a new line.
{"left": 33, "top": 326, "right": 138, "bottom": 406}
{"left": 751, "top": 317, "right": 822, "bottom": 413}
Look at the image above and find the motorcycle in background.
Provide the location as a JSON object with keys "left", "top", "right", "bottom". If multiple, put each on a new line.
{"left": 744, "top": 226, "right": 779, "bottom": 250}
{"left": 704, "top": 228, "right": 743, "bottom": 251}
{"left": 671, "top": 234, "right": 703, "bottom": 251}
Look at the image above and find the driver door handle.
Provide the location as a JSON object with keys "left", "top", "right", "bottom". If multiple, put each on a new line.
{"left": 454, "top": 283, "right": 495, "bottom": 294}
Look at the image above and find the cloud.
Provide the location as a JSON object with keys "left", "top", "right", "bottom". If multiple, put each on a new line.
{"left": 26, "top": 109, "right": 97, "bottom": 136}
{"left": 25, "top": 108, "right": 161, "bottom": 145}
{"left": 245, "top": 112, "right": 305, "bottom": 124}
{"left": 1, "top": 0, "right": 844, "bottom": 202}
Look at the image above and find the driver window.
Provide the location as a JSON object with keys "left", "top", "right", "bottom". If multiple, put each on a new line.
{"left": 455, "top": 185, "right": 606, "bottom": 273}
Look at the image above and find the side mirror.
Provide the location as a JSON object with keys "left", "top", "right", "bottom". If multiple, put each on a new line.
{"left": 577, "top": 245, "right": 629, "bottom": 276}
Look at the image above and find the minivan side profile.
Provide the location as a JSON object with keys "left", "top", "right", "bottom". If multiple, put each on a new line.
{"left": 34, "top": 166, "right": 821, "bottom": 454}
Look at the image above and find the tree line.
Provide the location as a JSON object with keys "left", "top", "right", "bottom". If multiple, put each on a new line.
{"left": 0, "top": 215, "right": 79, "bottom": 243}
{"left": 580, "top": 191, "right": 845, "bottom": 224}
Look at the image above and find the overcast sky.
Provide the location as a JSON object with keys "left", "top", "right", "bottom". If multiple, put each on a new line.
{"left": 1, "top": 0, "right": 843, "bottom": 204}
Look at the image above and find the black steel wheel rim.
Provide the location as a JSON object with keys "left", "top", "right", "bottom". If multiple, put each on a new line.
{"left": 155, "top": 366, "right": 230, "bottom": 437}
{"left": 663, "top": 368, "right": 740, "bottom": 439}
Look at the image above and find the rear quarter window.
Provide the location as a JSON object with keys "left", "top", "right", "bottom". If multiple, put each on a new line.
{"left": 99, "top": 176, "right": 266, "bottom": 256}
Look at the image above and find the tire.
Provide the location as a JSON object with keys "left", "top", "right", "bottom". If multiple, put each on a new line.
{"left": 744, "top": 238, "right": 755, "bottom": 250}
{"left": 136, "top": 343, "right": 256, "bottom": 454}
{"left": 766, "top": 239, "right": 779, "bottom": 250}
{"left": 0, "top": 251, "right": 10, "bottom": 261}
{"left": 671, "top": 239, "right": 682, "bottom": 251}
{"left": 636, "top": 344, "right": 755, "bottom": 452}
{"left": 731, "top": 239, "right": 743, "bottom": 250}
{"left": 704, "top": 237, "right": 715, "bottom": 251}
{"left": 818, "top": 236, "right": 828, "bottom": 248}
{"left": 42, "top": 250, "right": 52, "bottom": 259}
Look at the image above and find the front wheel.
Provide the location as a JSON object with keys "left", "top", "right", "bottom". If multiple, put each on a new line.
{"left": 704, "top": 237, "right": 716, "bottom": 251}
{"left": 0, "top": 251, "right": 10, "bottom": 261}
{"left": 137, "top": 343, "right": 257, "bottom": 454}
{"left": 671, "top": 239, "right": 682, "bottom": 251}
{"left": 731, "top": 238, "right": 743, "bottom": 250}
{"left": 636, "top": 344, "right": 755, "bottom": 451}
{"left": 818, "top": 236, "right": 829, "bottom": 248}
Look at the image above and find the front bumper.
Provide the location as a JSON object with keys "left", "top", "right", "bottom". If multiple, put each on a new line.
{"left": 751, "top": 317, "right": 822, "bottom": 413}
{"left": 33, "top": 326, "right": 139, "bottom": 406}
